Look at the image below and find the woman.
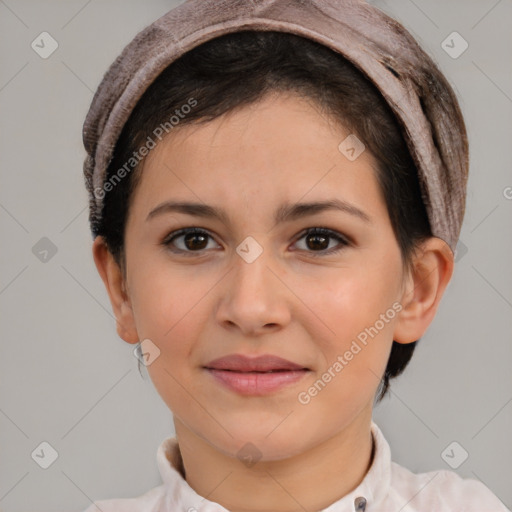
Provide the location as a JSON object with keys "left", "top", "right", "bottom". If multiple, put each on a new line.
{"left": 81, "top": 0, "right": 507, "bottom": 510}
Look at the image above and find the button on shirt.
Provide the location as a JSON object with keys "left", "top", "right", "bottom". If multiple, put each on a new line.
{"left": 83, "top": 421, "right": 508, "bottom": 512}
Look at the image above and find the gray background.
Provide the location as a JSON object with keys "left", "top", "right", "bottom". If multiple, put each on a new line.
{"left": 0, "top": 0, "right": 511, "bottom": 511}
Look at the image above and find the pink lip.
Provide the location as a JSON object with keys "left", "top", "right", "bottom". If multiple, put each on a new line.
{"left": 205, "top": 354, "right": 308, "bottom": 372}
{"left": 203, "top": 354, "right": 310, "bottom": 395}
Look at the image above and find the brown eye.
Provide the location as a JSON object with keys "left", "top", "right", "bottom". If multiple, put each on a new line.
{"left": 305, "top": 232, "right": 329, "bottom": 250}
{"left": 163, "top": 228, "right": 219, "bottom": 254}
{"left": 294, "top": 228, "right": 349, "bottom": 256}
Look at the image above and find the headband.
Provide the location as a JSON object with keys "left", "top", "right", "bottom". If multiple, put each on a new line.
{"left": 82, "top": 0, "right": 469, "bottom": 253}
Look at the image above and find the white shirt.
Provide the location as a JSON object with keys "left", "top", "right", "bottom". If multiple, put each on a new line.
{"left": 83, "top": 421, "right": 508, "bottom": 511}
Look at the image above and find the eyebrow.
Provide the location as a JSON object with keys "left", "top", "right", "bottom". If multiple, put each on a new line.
{"left": 146, "top": 198, "right": 371, "bottom": 225}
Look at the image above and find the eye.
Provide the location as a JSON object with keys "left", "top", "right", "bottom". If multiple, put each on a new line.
{"left": 162, "top": 227, "right": 220, "bottom": 255}
{"left": 161, "top": 226, "right": 350, "bottom": 257}
{"left": 293, "top": 227, "right": 350, "bottom": 257}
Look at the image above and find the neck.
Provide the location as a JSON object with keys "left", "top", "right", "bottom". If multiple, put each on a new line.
{"left": 174, "top": 408, "right": 375, "bottom": 512}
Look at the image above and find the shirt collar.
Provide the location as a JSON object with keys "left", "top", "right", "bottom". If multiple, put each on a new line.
{"left": 156, "top": 420, "right": 391, "bottom": 512}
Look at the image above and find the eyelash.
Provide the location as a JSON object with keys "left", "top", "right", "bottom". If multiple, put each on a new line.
{"left": 161, "top": 227, "right": 351, "bottom": 258}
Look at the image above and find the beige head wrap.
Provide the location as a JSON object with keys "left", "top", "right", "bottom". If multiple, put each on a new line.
{"left": 82, "top": 0, "right": 469, "bottom": 253}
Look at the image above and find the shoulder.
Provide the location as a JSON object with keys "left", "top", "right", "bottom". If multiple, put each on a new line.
{"left": 388, "top": 461, "right": 508, "bottom": 511}
{"left": 81, "top": 484, "right": 166, "bottom": 512}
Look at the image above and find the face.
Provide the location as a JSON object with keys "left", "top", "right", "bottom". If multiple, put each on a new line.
{"left": 117, "top": 92, "right": 412, "bottom": 459}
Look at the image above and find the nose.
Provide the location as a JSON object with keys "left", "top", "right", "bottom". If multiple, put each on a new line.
{"left": 215, "top": 242, "right": 292, "bottom": 337}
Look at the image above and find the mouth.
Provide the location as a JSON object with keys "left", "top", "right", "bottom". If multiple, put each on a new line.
{"left": 203, "top": 354, "right": 311, "bottom": 395}
{"left": 204, "top": 368, "right": 310, "bottom": 395}
{"left": 206, "top": 369, "right": 303, "bottom": 373}
{"left": 204, "top": 353, "right": 309, "bottom": 372}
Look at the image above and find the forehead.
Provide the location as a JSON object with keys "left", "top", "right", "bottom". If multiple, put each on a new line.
{"left": 129, "top": 92, "right": 386, "bottom": 224}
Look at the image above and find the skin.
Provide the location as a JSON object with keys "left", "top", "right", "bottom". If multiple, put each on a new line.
{"left": 93, "top": 92, "right": 453, "bottom": 512}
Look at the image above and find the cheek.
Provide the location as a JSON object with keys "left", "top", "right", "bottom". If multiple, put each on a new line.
{"left": 127, "top": 261, "right": 213, "bottom": 382}
{"left": 300, "top": 259, "right": 400, "bottom": 390}
{"left": 128, "top": 260, "right": 215, "bottom": 408}
{"left": 129, "top": 254, "right": 212, "bottom": 338}
{"left": 306, "top": 259, "right": 400, "bottom": 340}
{"left": 293, "top": 280, "right": 397, "bottom": 443}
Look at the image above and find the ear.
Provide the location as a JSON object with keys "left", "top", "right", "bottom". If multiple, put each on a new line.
{"left": 393, "top": 237, "right": 454, "bottom": 344}
{"left": 92, "top": 236, "right": 139, "bottom": 345}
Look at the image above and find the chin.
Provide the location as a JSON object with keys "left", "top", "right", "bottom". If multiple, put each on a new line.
{"left": 206, "top": 421, "right": 315, "bottom": 463}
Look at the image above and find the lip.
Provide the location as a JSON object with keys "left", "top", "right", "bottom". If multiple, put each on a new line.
{"left": 205, "top": 354, "right": 308, "bottom": 372}
{"left": 203, "top": 354, "right": 310, "bottom": 395}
